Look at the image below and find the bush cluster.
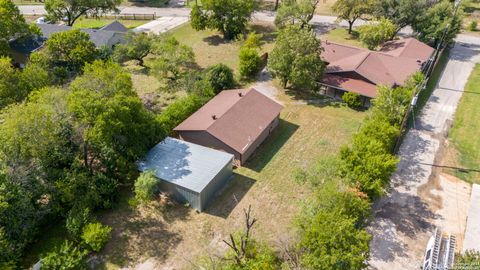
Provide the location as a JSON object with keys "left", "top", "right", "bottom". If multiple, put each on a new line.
{"left": 339, "top": 74, "right": 422, "bottom": 199}
{"left": 81, "top": 222, "right": 112, "bottom": 252}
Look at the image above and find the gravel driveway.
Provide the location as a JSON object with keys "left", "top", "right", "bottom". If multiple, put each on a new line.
{"left": 367, "top": 34, "right": 480, "bottom": 270}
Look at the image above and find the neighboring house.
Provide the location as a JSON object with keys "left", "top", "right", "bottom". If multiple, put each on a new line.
{"left": 174, "top": 89, "right": 284, "bottom": 166}
{"left": 9, "top": 21, "right": 128, "bottom": 67}
{"left": 319, "top": 37, "right": 435, "bottom": 106}
{"left": 138, "top": 137, "right": 234, "bottom": 212}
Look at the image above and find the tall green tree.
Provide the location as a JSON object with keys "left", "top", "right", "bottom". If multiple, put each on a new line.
{"left": 268, "top": 24, "right": 325, "bottom": 91}
{"left": 45, "top": 30, "right": 97, "bottom": 71}
{"left": 0, "top": 0, "right": 32, "bottom": 56}
{"left": 413, "top": 0, "right": 464, "bottom": 47}
{"left": 68, "top": 60, "right": 161, "bottom": 178}
{"left": 274, "top": 0, "right": 320, "bottom": 29}
{"left": 189, "top": 0, "right": 255, "bottom": 40}
{"left": 332, "top": 0, "right": 373, "bottom": 34}
{"left": 45, "top": 0, "right": 121, "bottom": 26}
{"left": 150, "top": 36, "right": 195, "bottom": 84}
{"left": 374, "top": 0, "right": 429, "bottom": 34}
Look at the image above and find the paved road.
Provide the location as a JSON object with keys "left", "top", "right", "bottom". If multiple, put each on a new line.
{"left": 19, "top": 5, "right": 370, "bottom": 29}
{"left": 367, "top": 34, "right": 480, "bottom": 270}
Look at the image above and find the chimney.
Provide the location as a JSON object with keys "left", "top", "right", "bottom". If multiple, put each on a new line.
{"left": 238, "top": 92, "right": 243, "bottom": 97}
{"left": 212, "top": 115, "right": 217, "bottom": 120}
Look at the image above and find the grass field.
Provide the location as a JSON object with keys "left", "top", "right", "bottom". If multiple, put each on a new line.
{"left": 93, "top": 90, "right": 365, "bottom": 269}
{"left": 72, "top": 18, "right": 150, "bottom": 29}
{"left": 447, "top": 64, "right": 480, "bottom": 183}
{"left": 170, "top": 23, "right": 277, "bottom": 74}
{"left": 320, "top": 28, "right": 365, "bottom": 48}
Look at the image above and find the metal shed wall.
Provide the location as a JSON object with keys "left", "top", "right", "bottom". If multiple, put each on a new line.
{"left": 158, "top": 179, "right": 201, "bottom": 210}
{"left": 199, "top": 158, "right": 234, "bottom": 211}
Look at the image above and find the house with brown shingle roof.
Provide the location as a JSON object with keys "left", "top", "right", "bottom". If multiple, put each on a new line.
{"left": 174, "top": 88, "right": 283, "bottom": 166}
{"left": 319, "top": 37, "right": 434, "bottom": 106}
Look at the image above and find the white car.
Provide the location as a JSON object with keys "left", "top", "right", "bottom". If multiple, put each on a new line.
{"left": 35, "top": 17, "right": 48, "bottom": 24}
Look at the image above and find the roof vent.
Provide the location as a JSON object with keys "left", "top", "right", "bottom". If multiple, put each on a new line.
{"left": 238, "top": 92, "right": 243, "bottom": 97}
{"left": 212, "top": 115, "right": 217, "bottom": 120}
{"left": 417, "top": 59, "right": 422, "bottom": 63}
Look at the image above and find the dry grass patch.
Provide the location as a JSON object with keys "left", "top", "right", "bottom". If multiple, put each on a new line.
{"left": 170, "top": 23, "right": 277, "bottom": 74}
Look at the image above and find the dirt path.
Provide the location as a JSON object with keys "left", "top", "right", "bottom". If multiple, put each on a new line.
{"left": 367, "top": 35, "right": 480, "bottom": 270}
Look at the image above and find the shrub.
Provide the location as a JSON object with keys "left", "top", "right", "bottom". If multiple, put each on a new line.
{"left": 204, "top": 64, "right": 235, "bottom": 93}
{"left": 157, "top": 94, "right": 208, "bottom": 134}
{"left": 81, "top": 222, "right": 112, "bottom": 252}
{"left": 134, "top": 171, "right": 158, "bottom": 204}
{"left": 358, "top": 17, "right": 397, "bottom": 50}
{"left": 66, "top": 207, "right": 92, "bottom": 239}
{"left": 243, "top": 32, "right": 262, "bottom": 49}
{"left": 41, "top": 241, "right": 87, "bottom": 270}
{"left": 342, "top": 92, "right": 362, "bottom": 108}
{"left": 469, "top": 21, "right": 478, "bottom": 31}
{"left": 239, "top": 47, "right": 262, "bottom": 78}
{"left": 298, "top": 182, "right": 371, "bottom": 270}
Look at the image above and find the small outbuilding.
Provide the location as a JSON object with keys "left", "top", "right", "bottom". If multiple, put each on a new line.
{"left": 138, "top": 137, "right": 234, "bottom": 212}
{"left": 174, "top": 88, "right": 283, "bottom": 165}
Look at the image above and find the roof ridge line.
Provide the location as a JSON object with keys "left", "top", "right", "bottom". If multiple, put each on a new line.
{"left": 206, "top": 88, "right": 252, "bottom": 130}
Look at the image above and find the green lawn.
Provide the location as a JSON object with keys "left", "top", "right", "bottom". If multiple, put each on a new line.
{"left": 170, "top": 23, "right": 277, "bottom": 74}
{"left": 448, "top": 64, "right": 480, "bottom": 183}
{"left": 320, "top": 28, "right": 365, "bottom": 48}
{"left": 73, "top": 18, "right": 150, "bottom": 29}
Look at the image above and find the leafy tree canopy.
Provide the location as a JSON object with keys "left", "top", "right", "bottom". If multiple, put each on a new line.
{"left": 150, "top": 35, "right": 195, "bottom": 84}
{"left": 413, "top": 0, "right": 464, "bottom": 47}
{"left": 268, "top": 24, "right": 325, "bottom": 91}
{"left": 274, "top": 0, "right": 319, "bottom": 29}
{"left": 45, "top": 30, "right": 97, "bottom": 71}
{"left": 0, "top": 0, "right": 32, "bottom": 56}
{"left": 113, "top": 32, "right": 152, "bottom": 67}
{"left": 45, "top": 0, "right": 121, "bottom": 26}
{"left": 190, "top": 0, "right": 255, "bottom": 40}
{"left": 374, "top": 0, "right": 430, "bottom": 33}
{"left": 68, "top": 61, "right": 161, "bottom": 179}
{"left": 332, "top": 0, "right": 373, "bottom": 33}
{"left": 298, "top": 181, "right": 371, "bottom": 270}
{"left": 357, "top": 17, "right": 397, "bottom": 49}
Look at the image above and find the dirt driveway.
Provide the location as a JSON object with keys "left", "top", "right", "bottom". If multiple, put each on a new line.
{"left": 367, "top": 35, "right": 480, "bottom": 270}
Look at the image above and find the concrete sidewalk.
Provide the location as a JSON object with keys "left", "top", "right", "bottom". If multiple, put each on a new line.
{"left": 367, "top": 35, "right": 480, "bottom": 270}
{"left": 463, "top": 184, "right": 480, "bottom": 252}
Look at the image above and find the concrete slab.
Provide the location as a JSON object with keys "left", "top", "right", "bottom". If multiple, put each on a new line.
{"left": 134, "top": 17, "right": 188, "bottom": 34}
{"left": 463, "top": 184, "right": 480, "bottom": 252}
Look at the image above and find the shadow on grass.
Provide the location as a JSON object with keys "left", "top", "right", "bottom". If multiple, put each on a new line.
{"left": 250, "top": 24, "right": 278, "bottom": 45}
{"left": 21, "top": 221, "right": 70, "bottom": 268}
{"left": 243, "top": 119, "right": 299, "bottom": 172}
{"left": 202, "top": 35, "right": 230, "bottom": 46}
{"left": 204, "top": 173, "right": 256, "bottom": 219}
{"left": 95, "top": 187, "right": 187, "bottom": 268}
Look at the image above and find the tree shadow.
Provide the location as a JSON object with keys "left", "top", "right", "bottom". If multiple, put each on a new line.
{"left": 243, "top": 119, "right": 299, "bottom": 172}
{"left": 203, "top": 173, "right": 256, "bottom": 219}
{"left": 95, "top": 187, "right": 189, "bottom": 268}
{"left": 250, "top": 24, "right": 278, "bottom": 45}
{"left": 202, "top": 35, "right": 229, "bottom": 46}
